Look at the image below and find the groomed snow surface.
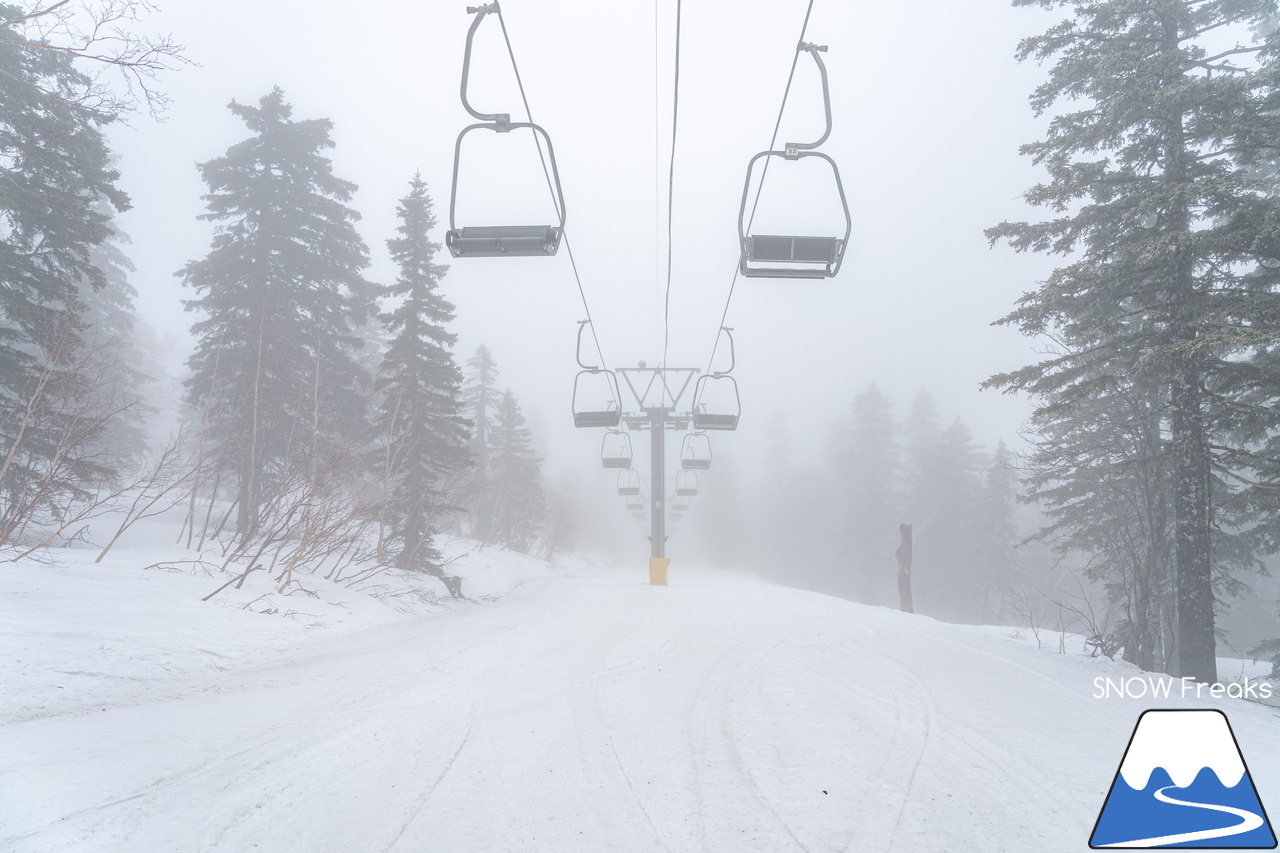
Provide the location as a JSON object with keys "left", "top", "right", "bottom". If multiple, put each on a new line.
{"left": 2, "top": 521, "right": 1278, "bottom": 852}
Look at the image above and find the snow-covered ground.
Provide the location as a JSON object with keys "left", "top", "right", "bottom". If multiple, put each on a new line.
{"left": 2, "top": 532, "right": 1278, "bottom": 852}
{"left": 1, "top": 526, "right": 594, "bottom": 726}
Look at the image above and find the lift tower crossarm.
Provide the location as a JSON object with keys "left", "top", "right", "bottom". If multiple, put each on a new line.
{"left": 612, "top": 366, "right": 703, "bottom": 561}
{"left": 616, "top": 366, "right": 700, "bottom": 413}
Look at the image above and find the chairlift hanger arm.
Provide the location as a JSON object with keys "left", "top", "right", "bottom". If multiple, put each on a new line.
{"left": 576, "top": 320, "right": 598, "bottom": 370}
{"left": 461, "top": 4, "right": 511, "bottom": 126}
{"left": 714, "top": 327, "right": 735, "bottom": 376}
{"left": 785, "top": 41, "right": 832, "bottom": 155}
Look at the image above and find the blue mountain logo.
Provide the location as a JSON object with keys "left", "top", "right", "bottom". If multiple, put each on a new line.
{"left": 1090, "top": 709, "right": 1276, "bottom": 848}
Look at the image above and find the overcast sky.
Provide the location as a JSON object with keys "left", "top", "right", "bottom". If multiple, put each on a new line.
{"left": 105, "top": 0, "right": 1063, "bottom": 495}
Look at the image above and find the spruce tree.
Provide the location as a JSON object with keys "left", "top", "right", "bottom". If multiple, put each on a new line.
{"left": 903, "top": 389, "right": 943, "bottom": 533}
{"left": 487, "top": 389, "right": 545, "bottom": 552}
{"left": 758, "top": 415, "right": 813, "bottom": 580}
{"left": 978, "top": 440, "right": 1022, "bottom": 624}
{"left": 1020, "top": 367, "right": 1179, "bottom": 669}
{"left": 901, "top": 392, "right": 992, "bottom": 620}
{"left": 842, "top": 384, "right": 900, "bottom": 605}
{"left": 464, "top": 344, "right": 502, "bottom": 541}
{"left": 989, "top": 0, "right": 1280, "bottom": 680}
{"left": 927, "top": 418, "right": 987, "bottom": 622}
{"left": 79, "top": 199, "right": 149, "bottom": 464}
{"left": 181, "top": 87, "right": 374, "bottom": 535}
{"left": 0, "top": 5, "right": 131, "bottom": 533}
{"left": 374, "top": 174, "right": 471, "bottom": 573}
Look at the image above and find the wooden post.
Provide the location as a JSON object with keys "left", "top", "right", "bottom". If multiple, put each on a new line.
{"left": 895, "top": 523, "right": 914, "bottom": 614}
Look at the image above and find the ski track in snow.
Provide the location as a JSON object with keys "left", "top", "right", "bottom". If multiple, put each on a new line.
{"left": 385, "top": 710, "right": 477, "bottom": 851}
{"left": 3, "top": 566, "right": 1278, "bottom": 852}
{"left": 593, "top": 679, "right": 672, "bottom": 853}
{"left": 725, "top": 633, "right": 814, "bottom": 852}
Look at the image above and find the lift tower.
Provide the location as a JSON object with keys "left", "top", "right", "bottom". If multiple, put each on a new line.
{"left": 619, "top": 366, "right": 697, "bottom": 566}
{"left": 573, "top": 324, "right": 740, "bottom": 584}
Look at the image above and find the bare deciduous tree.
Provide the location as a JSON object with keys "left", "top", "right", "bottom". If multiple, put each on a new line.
{"left": 1, "top": 0, "right": 189, "bottom": 117}
{"left": 94, "top": 426, "right": 196, "bottom": 562}
{"left": 0, "top": 322, "right": 144, "bottom": 557}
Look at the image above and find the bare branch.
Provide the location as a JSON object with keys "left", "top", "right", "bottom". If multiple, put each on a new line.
{"left": 1, "top": 0, "right": 191, "bottom": 119}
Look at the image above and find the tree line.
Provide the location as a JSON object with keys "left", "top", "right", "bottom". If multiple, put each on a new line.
{"left": 3, "top": 0, "right": 1278, "bottom": 681}
{"left": 707, "top": 0, "right": 1280, "bottom": 683}
{"left": 1, "top": 8, "right": 557, "bottom": 588}
{"left": 987, "top": 0, "right": 1280, "bottom": 683}
{"left": 692, "top": 388, "right": 1040, "bottom": 627}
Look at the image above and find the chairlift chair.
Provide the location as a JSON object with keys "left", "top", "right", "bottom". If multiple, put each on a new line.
{"left": 625, "top": 497, "right": 644, "bottom": 511}
{"left": 738, "top": 42, "right": 851, "bottom": 279}
{"left": 573, "top": 369, "right": 621, "bottom": 428}
{"left": 445, "top": 4, "right": 566, "bottom": 258}
{"left": 691, "top": 374, "right": 741, "bottom": 432}
{"left": 601, "top": 430, "right": 632, "bottom": 468}
{"left": 672, "top": 499, "right": 690, "bottom": 512}
{"left": 617, "top": 468, "right": 641, "bottom": 496}
{"left": 681, "top": 432, "right": 712, "bottom": 470}
{"left": 675, "top": 469, "right": 699, "bottom": 496}
{"left": 632, "top": 512, "right": 646, "bottom": 520}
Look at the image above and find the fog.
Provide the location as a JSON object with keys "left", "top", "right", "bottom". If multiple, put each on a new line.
{"left": 106, "top": 0, "right": 1062, "bottom": 565}
{"left": 12, "top": 5, "right": 1280, "bottom": 845}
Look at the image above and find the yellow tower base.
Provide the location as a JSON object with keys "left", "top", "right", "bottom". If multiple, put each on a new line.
{"left": 649, "top": 557, "right": 670, "bottom": 586}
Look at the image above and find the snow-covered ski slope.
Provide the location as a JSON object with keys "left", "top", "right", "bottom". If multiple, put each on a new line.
{"left": 3, "top": 562, "right": 1278, "bottom": 852}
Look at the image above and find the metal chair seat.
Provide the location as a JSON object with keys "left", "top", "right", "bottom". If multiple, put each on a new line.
{"left": 693, "top": 413, "right": 739, "bottom": 431}
{"left": 446, "top": 225, "right": 562, "bottom": 258}
{"left": 574, "top": 410, "right": 621, "bottom": 429}
{"left": 744, "top": 235, "right": 844, "bottom": 278}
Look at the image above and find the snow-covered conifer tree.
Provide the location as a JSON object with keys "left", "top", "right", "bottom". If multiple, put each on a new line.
{"left": 181, "top": 87, "right": 375, "bottom": 536}
{"left": 487, "top": 389, "right": 545, "bottom": 553}
{"left": 373, "top": 174, "right": 471, "bottom": 573}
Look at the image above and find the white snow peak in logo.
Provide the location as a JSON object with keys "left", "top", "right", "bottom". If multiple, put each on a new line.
{"left": 1090, "top": 709, "right": 1276, "bottom": 849}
